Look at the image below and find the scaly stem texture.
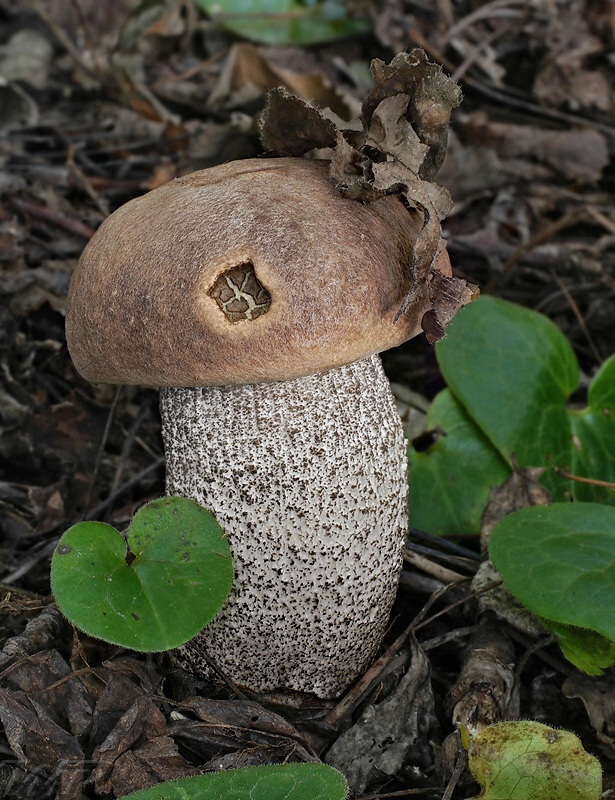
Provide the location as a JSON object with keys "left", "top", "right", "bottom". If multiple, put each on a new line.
{"left": 160, "top": 355, "right": 408, "bottom": 698}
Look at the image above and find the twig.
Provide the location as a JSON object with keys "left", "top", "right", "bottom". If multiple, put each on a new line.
{"left": 8, "top": 196, "right": 96, "bottom": 240}
{"left": 111, "top": 399, "right": 152, "bottom": 494}
{"left": 421, "top": 624, "right": 482, "bottom": 652}
{"left": 361, "top": 788, "right": 436, "bottom": 799}
{"left": 441, "top": 0, "right": 527, "bottom": 45}
{"left": 152, "top": 51, "right": 225, "bottom": 88}
{"left": 585, "top": 206, "right": 615, "bottom": 235}
{"left": 550, "top": 274, "right": 604, "bottom": 364}
{"left": 553, "top": 467, "right": 615, "bottom": 489}
{"left": 409, "top": 527, "right": 480, "bottom": 561}
{"left": 485, "top": 210, "right": 585, "bottom": 292}
{"left": 404, "top": 550, "right": 467, "bottom": 584}
{"left": 414, "top": 580, "right": 504, "bottom": 636}
{"left": 85, "top": 456, "right": 165, "bottom": 520}
{"left": 1, "top": 540, "right": 59, "bottom": 586}
{"left": 513, "top": 634, "right": 556, "bottom": 688}
{"left": 69, "top": 0, "right": 105, "bottom": 76}
{"left": 203, "top": 652, "right": 249, "bottom": 701}
{"left": 83, "top": 385, "right": 123, "bottom": 521}
{"left": 66, "top": 143, "right": 110, "bottom": 218}
{"left": 407, "top": 542, "right": 478, "bottom": 574}
{"left": 441, "top": 742, "right": 468, "bottom": 800}
{"left": 506, "top": 627, "right": 576, "bottom": 677}
{"left": 451, "top": 24, "right": 512, "bottom": 83}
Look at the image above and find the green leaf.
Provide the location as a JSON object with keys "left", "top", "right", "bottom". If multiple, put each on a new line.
{"left": 434, "top": 297, "right": 615, "bottom": 504}
{"left": 489, "top": 503, "right": 615, "bottom": 643}
{"left": 120, "top": 763, "right": 349, "bottom": 800}
{"left": 51, "top": 497, "right": 233, "bottom": 652}
{"left": 436, "top": 296, "right": 577, "bottom": 489}
{"left": 408, "top": 390, "right": 510, "bottom": 535}
{"left": 569, "top": 355, "right": 615, "bottom": 504}
{"left": 541, "top": 620, "right": 615, "bottom": 676}
{"left": 588, "top": 354, "right": 615, "bottom": 411}
{"left": 193, "top": 0, "right": 370, "bottom": 45}
{"left": 466, "top": 720, "right": 602, "bottom": 800}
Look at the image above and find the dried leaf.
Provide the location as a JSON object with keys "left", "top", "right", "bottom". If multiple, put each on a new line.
{"left": 325, "top": 636, "right": 437, "bottom": 793}
{"left": 458, "top": 112, "right": 609, "bottom": 184}
{"left": 91, "top": 665, "right": 152, "bottom": 746}
{"left": 92, "top": 696, "right": 167, "bottom": 794}
{"left": 259, "top": 88, "right": 337, "bottom": 156}
{"left": 117, "top": 0, "right": 184, "bottom": 52}
{"left": 563, "top": 673, "right": 615, "bottom": 748}
{"left": 259, "top": 51, "right": 476, "bottom": 329}
{"left": 180, "top": 697, "right": 305, "bottom": 740}
{"left": 167, "top": 714, "right": 315, "bottom": 765}
{"left": 204, "top": 744, "right": 310, "bottom": 771}
{"left": 3, "top": 649, "right": 93, "bottom": 738}
{"left": 0, "top": 688, "right": 84, "bottom": 800}
{"left": 362, "top": 50, "right": 462, "bottom": 180}
{"left": 365, "top": 93, "right": 429, "bottom": 174}
{"left": 329, "top": 130, "right": 363, "bottom": 185}
{"left": 108, "top": 736, "right": 198, "bottom": 797}
{"left": 0, "top": 29, "right": 54, "bottom": 89}
{"left": 0, "top": 81, "right": 38, "bottom": 129}
{"left": 530, "top": 5, "right": 614, "bottom": 113}
{"left": 0, "top": 608, "right": 68, "bottom": 671}
{"left": 209, "top": 43, "right": 353, "bottom": 121}
{"left": 480, "top": 461, "right": 551, "bottom": 554}
{"left": 423, "top": 269, "right": 480, "bottom": 344}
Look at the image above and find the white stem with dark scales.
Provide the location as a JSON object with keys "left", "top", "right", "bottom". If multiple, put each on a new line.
{"left": 160, "top": 354, "right": 408, "bottom": 699}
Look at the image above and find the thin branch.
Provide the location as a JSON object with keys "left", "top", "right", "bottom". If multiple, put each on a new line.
{"left": 8, "top": 196, "right": 96, "bottom": 240}
{"left": 83, "top": 385, "right": 123, "bottom": 521}
{"left": 553, "top": 467, "right": 615, "bottom": 489}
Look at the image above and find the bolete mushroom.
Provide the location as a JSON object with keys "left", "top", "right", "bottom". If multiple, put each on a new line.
{"left": 65, "top": 52, "right": 477, "bottom": 698}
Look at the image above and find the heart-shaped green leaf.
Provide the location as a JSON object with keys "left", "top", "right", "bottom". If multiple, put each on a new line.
{"left": 120, "top": 763, "right": 349, "bottom": 800}
{"left": 51, "top": 497, "right": 233, "bottom": 652}
{"left": 466, "top": 720, "right": 601, "bottom": 800}
{"left": 489, "top": 502, "right": 615, "bottom": 642}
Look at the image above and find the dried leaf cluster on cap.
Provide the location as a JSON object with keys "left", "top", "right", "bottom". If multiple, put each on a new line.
{"left": 260, "top": 49, "right": 478, "bottom": 341}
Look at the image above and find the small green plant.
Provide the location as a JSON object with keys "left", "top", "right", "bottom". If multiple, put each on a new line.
{"left": 120, "top": 763, "right": 348, "bottom": 800}
{"left": 408, "top": 296, "right": 615, "bottom": 672}
{"left": 192, "top": 0, "right": 370, "bottom": 45}
{"left": 51, "top": 496, "right": 233, "bottom": 651}
{"left": 408, "top": 295, "right": 615, "bottom": 537}
{"left": 463, "top": 720, "right": 601, "bottom": 800}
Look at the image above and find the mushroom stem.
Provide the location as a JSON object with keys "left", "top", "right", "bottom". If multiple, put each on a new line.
{"left": 160, "top": 354, "right": 408, "bottom": 699}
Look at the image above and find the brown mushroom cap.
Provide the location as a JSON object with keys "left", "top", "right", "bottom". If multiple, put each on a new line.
{"left": 66, "top": 157, "right": 450, "bottom": 387}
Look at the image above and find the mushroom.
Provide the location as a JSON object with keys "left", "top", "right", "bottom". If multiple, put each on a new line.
{"left": 65, "top": 54, "right": 476, "bottom": 699}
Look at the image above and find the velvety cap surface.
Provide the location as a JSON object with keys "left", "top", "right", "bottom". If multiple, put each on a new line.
{"left": 66, "top": 157, "right": 444, "bottom": 386}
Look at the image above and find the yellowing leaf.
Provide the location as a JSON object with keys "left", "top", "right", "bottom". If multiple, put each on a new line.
{"left": 467, "top": 720, "right": 601, "bottom": 800}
